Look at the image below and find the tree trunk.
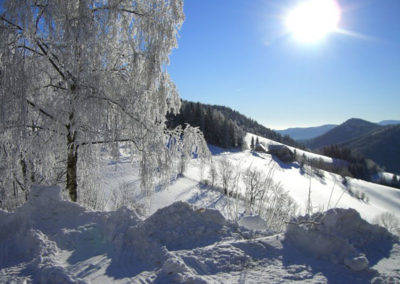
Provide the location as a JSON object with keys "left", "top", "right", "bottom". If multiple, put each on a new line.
{"left": 66, "top": 143, "right": 78, "bottom": 202}
{"left": 66, "top": 113, "right": 78, "bottom": 202}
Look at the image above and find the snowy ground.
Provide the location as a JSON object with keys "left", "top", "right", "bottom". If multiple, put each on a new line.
{"left": 1, "top": 186, "right": 399, "bottom": 283}
{"left": 1, "top": 135, "right": 400, "bottom": 283}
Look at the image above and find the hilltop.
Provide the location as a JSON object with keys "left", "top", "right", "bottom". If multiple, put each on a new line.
{"left": 306, "top": 118, "right": 381, "bottom": 149}
{"left": 340, "top": 124, "right": 400, "bottom": 174}
{"left": 167, "top": 100, "right": 303, "bottom": 149}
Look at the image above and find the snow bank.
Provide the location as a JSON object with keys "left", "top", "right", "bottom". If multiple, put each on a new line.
{"left": 285, "top": 208, "right": 395, "bottom": 271}
{"left": 139, "top": 201, "right": 236, "bottom": 250}
{"left": 238, "top": 215, "right": 268, "bottom": 231}
{"left": 0, "top": 186, "right": 141, "bottom": 283}
{"left": 0, "top": 186, "right": 240, "bottom": 283}
{"left": 1, "top": 186, "right": 399, "bottom": 283}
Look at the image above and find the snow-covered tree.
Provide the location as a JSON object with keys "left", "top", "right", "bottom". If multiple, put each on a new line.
{"left": 177, "top": 125, "right": 209, "bottom": 176}
{"left": 0, "top": 0, "right": 192, "bottom": 207}
{"left": 218, "top": 157, "right": 234, "bottom": 195}
{"left": 243, "top": 166, "right": 264, "bottom": 214}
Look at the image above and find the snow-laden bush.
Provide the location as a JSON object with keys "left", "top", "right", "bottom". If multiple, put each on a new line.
{"left": 242, "top": 165, "right": 298, "bottom": 232}
{"left": 373, "top": 212, "right": 400, "bottom": 236}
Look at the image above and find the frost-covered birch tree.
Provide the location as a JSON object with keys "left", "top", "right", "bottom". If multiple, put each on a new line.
{"left": 0, "top": 0, "right": 199, "bottom": 207}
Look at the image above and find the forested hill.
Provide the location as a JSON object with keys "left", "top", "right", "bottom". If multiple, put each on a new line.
{"left": 167, "top": 101, "right": 303, "bottom": 149}
{"left": 340, "top": 124, "right": 400, "bottom": 174}
{"left": 306, "top": 118, "right": 381, "bottom": 150}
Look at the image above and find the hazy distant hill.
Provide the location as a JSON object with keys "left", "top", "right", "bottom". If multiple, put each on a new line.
{"left": 378, "top": 120, "right": 400, "bottom": 126}
{"left": 276, "top": 124, "right": 337, "bottom": 141}
{"left": 340, "top": 124, "right": 400, "bottom": 174}
{"left": 306, "top": 118, "right": 381, "bottom": 150}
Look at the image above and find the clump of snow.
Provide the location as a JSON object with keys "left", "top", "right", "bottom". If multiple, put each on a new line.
{"left": 285, "top": 208, "right": 395, "bottom": 271}
{"left": 159, "top": 252, "right": 208, "bottom": 283}
{"left": 138, "top": 201, "right": 237, "bottom": 250}
{"left": 344, "top": 254, "right": 369, "bottom": 272}
{"left": 238, "top": 215, "right": 268, "bottom": 231}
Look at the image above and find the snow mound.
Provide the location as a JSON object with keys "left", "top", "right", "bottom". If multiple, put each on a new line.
{"left": 238, "top": 215, "right": 268, "bottom": 231}
{"left": 2, "top": 186, "right": 399, "bottom": 283}
{"left": 142, "top": 202, "right": 235, "bottom": 249}
{"left": 0, "top": 186, "right": 141, "bottom": 283}
{"left": 285, "top": 208, "right": 395, "bottom": 271}
{"left": 0, "top": 186, "right": 241, "bottom": 282}
{"left": 122, "top": 201, "right": 241, "bottom": 267}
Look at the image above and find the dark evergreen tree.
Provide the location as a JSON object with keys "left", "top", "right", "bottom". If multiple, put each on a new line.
{"left": 392, "top": 175, "right": 399, "bottom": 186}
{"left": 167, "top": 100, "right": 300, "bottom": 149}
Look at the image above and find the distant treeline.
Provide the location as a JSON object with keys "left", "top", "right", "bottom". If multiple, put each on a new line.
{"left": 318, "top": 145, "right": 400, "bottom": 189}
{"left": 167, "top": 101, "right": 303, "bottom": 149}
{"left": 319, "top": 145, "right": 379, "bottom": 181}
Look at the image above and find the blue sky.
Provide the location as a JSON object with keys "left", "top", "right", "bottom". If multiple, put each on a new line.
{"left": 168, "top": 0, "right": 400, "bottom": 129}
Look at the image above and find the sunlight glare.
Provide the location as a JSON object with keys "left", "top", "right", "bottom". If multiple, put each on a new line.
{"left": 285, "top": 0, "right": 341, "bottom": 43}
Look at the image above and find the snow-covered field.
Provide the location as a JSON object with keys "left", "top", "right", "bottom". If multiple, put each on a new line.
{"left": 1, "top": 134, "right": 400, "bottom": 283}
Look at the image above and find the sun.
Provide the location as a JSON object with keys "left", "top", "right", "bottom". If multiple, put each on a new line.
{"left": 285, "top": 0, "right": 341, "bottom": 43}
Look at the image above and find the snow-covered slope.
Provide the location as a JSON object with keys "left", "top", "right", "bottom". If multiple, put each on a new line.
{"left": 1, "top": 186, "right": 399, "bottom": 283}
{"left": 1, "top": 132, "right": 400, "bottom": 283}
{"left": 242, "top": 133, "right": 400, "bottom": 221}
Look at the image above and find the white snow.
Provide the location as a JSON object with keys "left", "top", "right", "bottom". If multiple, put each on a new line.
{"left": 1, "top": 133, "right": 400, "bottom": 283}
{"left": 238, "top": 215, "right": 269, "bottom": 231}
{"left": 1, "top": 185, "right": 399, "bottom": 283}
{"left": 245, "top": 132, "right": 336, "bottom": 164}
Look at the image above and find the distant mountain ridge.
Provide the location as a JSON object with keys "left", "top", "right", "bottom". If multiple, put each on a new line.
{"left": 276, "top": 120, "right": 400, "bottom": 141}
{"left": 300, "top": 118, "right": 400, "bottom": 174}
{"left": 276, "top": 124, "right": 337, "bottom": 141}
{"left": 306, "top": 118, "right": 381, "bottom": 150}
{"left": 378, "top": 120, "right": 400, "bottom": 126}
{"left": 340, "top": 124, "right": 400, "bottom": 174}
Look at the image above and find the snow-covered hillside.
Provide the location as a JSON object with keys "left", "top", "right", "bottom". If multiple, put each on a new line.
{"left": 1, "top": 133, "right": 400, "bottom": 283}
{"left": 142, "top": 133, "right": 400, "bottom": 223}
{"left": 242, "top": 133, "right": 400, "bottom": 222}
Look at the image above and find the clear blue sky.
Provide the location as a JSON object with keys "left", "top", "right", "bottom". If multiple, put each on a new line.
{"left": 168, "top": 0, "right": 400, "bottom": 129}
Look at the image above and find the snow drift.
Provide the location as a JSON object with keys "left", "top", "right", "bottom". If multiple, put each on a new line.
{"left": 0, "top": 186, "right": 240, "bottom": 283}
{"left": 1, "top": 185, "right": 399, "bottom": 283}
{"left": 286, "top": 208, "right": 396, "bottom": 271}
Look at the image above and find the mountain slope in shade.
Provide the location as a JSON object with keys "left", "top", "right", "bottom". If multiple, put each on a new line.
{"left": 307, "top": 118, "right": 381, "bottom": 150}
{"left": 276, "top": 124, "right": 337, "bottom": 140}
{"left": 378, "top": 120, "right": 400, "bottom": 126}
{"left": 340, "top": 124, "right": 400, "bottom": 174}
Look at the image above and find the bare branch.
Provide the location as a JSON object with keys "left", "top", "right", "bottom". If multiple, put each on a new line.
{"left": 26, "top": 99, "right": 67, "bottom": 129}
{"left": 34, "top": 4, "right": 47, "bottom": 33}
{"left": 42, "top": 83, "right": 68, "bottom": 90}
{"left": 86, "top": 93, "right": 153, "bottom": 133}
{"left": 79, "top": 138, "right": 144, "bottom": 152}
{"left": 0, "top": 15, "right": 24, "bottom": 31}
{"left": 92, "top": 6, "right": 146, "bottom": 17}
{"left": 35, "top": 40, "right": 66, "bottom": 80}
{"left": 17, "top": 45, "right": 45, "bottom": 56}
{"left": 1, "top": 15, "right": 68, "bottom": 81}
